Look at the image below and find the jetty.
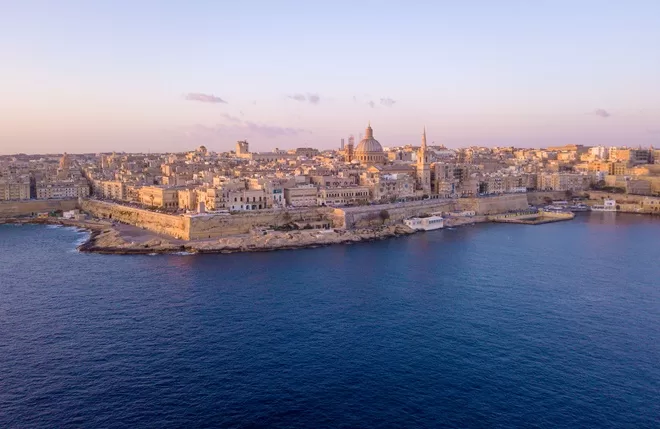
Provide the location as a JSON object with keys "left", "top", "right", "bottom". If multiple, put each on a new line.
{"left": 489, "top": 209, "right": 575, "bottom": 225}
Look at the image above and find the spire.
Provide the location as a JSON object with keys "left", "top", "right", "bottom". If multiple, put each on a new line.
{"left": 421, "top": 126, "right": 427, "bottom": 149}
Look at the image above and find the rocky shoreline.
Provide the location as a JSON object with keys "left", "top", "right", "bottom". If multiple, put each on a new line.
{"left": 1, "top": 215, "right": 487, "bottom": 255}
{"left": 78, "top": 224, "right": 417, "bottom": 255}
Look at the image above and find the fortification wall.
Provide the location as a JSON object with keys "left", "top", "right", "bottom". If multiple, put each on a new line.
{"left": 526, "top": 191, "right": 571, "bottom": 205}
{"left": 0, "top": 199, "right": 78, "bottom": 218}
{"left": 80, "top": 200, "right": 189, "bottom": 239}
{"left": 336, "top": 199, "right": 457, "bottom": 229}
{"left": 458, "top": 194, "right": 529, "bottom": 215}
{"left": 584, "top": 191, "right": 651, "bottom": 204}
{"left": 187, "top": 207, "right": 334, "bottom": 240}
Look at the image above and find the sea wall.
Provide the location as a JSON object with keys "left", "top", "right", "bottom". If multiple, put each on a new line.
{"left": 584, "top": 191, "right": 660, "bottom": 214}
{"left": 80, "top": 200, "right": 189, "bottom": 239}
{"left": 526, "top": 191, "right": 570, "bottom": 205}
{"left": 80, "top": 199, "right": 336, "bottom": 240}
{"left": 335, "top": 199, "right": 456, "bottom": 229}
{"left": 458, "top": 194, "right": 530, "bottom": 215}
{"left": 187, "top": 207, "right": 335, "bottom": 240}
{"left": 0, "top": 199, "right": 79, "bottom": 218}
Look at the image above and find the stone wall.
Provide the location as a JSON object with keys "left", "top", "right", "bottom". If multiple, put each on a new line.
{"left": 0, "top": 199, "right": 78, "bottom": 218}
{"left": 187, "top": 207, "right": 334, "bottom": 240}
{"left": 80, "top": 200, "right": 189, "bottom": 239}
{"left": 81, "top": 199, "right": 336, "bottom": 240}
{"left": 336, "top": 199, "right": 456, "bottom": 229}
{"left": 526, "top": 191, "right": 571, "bottom": 205}
{"left": 458, "top": 194, "right": 529, "bottom": 215}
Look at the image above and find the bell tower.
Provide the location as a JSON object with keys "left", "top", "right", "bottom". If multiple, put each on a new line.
{"left": 417, "top": 127, "right": 431, "bottom": 194}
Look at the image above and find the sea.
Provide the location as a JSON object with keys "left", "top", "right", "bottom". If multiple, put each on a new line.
{"left": 1, "top": 213, "right": 659, "bottom": 428}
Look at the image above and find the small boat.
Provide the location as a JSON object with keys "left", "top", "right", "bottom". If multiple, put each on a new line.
{"left": 545, "top": 205, "right": 569, "bottom": 212}
{"left": 404, "top": 215, "right": 444, "bottom": 231}
{"left": 591, "top": 199, "right": 617, "bottom": 212}
{"left": 568, "top": 204, "right": 590, "bottom": 212}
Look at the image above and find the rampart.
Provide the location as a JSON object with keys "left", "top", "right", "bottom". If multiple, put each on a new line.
{"left": 526, "top": 191, "right": 571, "bottom": 205}
{"left": 187, "top": 207, "right": 334, "bottom": 240}
{"left": 457, "top": 194, "right": 530, "bottom": 215}
{"left": 0, "top": 199, "right": 78, "bottom": 218}
{"left": 80, "top": 199, "right": 189, "bottom": 239}
{"left": 80, "top": 199, "right": 336, "bottom": 240}
{"left": 335, "top": 199, "right": 456, "bottom": 229}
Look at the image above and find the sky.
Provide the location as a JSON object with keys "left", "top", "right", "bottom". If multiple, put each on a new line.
{"left": 1, "top": 0, "right": 659, "bottom": 154}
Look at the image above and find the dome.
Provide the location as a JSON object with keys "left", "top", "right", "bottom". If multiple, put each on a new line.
{"left": 354, "top": 123, "right": 386, "bottom": 165}
{"left": 355, "top": 124, "right": 383, "bottom": 153}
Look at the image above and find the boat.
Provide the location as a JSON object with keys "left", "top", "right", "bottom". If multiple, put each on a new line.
{"left": 568, "top": 204, "right": 590, "bottom": 212}
{"left": 404, "top": 215, "right": 444, "bottom": 231}
{"left": 591, "top": 199, "right": 617, "bottom": 212}
{"left": 544, "top": 205, "right": 570, "bottom": 212}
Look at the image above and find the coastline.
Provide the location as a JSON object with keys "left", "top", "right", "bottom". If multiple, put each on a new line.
{"left": 0, "top": 214, "right": 488, "bottom": 255}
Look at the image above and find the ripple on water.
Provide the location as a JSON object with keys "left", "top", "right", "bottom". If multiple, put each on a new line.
{"left": 0, "top": 215, "right": 659, "bottom": 428}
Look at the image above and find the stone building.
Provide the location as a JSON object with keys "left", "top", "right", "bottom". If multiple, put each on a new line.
{"left": 317, "top": 186, "right": 370, "bottom": 206}
{"left": 284, "top": 185, "right": 319, "bottom": 207}
{"left": 138, "top": 186, "right": 178, "bottom": 209}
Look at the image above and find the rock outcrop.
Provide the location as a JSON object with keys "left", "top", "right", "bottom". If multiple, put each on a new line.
{"left": 79, "top": 224, "right": 416, "bottom": 255}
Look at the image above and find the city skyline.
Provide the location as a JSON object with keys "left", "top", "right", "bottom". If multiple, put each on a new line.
{"left": 2, "top": 0, "right": 660, "bottom": 154}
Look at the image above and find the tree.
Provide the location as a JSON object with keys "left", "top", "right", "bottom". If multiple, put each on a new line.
{"left": 379, "top": 209, "right": 390, "bottom": 224}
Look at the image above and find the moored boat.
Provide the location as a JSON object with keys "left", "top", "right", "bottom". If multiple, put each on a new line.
{"left": 404, "top": 215, "right": 444, "bottom": 231}
{"left": 591, "top": 199, "right": 617, "bottom": 212}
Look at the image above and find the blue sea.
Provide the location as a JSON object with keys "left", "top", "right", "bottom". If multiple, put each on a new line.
{"left": 1, "top": 213, "right": 659, "bottom": 428}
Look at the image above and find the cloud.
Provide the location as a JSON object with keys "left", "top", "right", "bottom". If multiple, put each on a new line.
{"left": 205, "top": 115, "right": 311, "bottom": 138}
{"left": 244, "top": 121, "right": 310, "bottom": 137}
{"left": 647, "top": 129, "right": 660, "bottom": 135}
{"left": 220, "top": 113, "right": 242, "bottom": 123}
{"left": 593, "top": 108, "right": 611, "bottom": 118}
{"left": 352, "top": 95, "right": 357, "bottom": 103}
{"left": 184, "top": 92, "right": 227, "bottom": 104}
{"left": 287, "top": 93, "right": 321, "bottom": 104}
{"left": 289, "top": 93, "right": 306, "bottom": 102}
{"left": 367, "top": 100, "right": 376, "bottom": 109}
{"left": 380, "top": 98, "right": 396, "bottom": 107}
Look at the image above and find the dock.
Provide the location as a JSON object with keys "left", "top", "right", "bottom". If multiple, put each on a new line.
{"left": 489, "top": 209, "right": 575, "bottom": 225}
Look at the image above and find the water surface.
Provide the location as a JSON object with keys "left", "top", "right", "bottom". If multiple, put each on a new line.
{"left": 1, "top": 214, "right": 659, "bottom": 428}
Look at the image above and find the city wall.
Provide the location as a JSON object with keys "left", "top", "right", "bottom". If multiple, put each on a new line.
{"left": 457, "top": 194, "right": 530, "bottom": 215}
{"left": 80, "top": 199, "right": 336, "bottom": 240}
{"left": 525, "top": 191, "right": 570, "bottom": 205}
{"left": 80, "top": 194, "right": 537, "bottom": 240}
{"left": 335, "top": 199, "right": 457, "bottom": 229}
{"left": 80, "top": 199, "right": 189, "bottom": 239}
{"left": 335, "top": 194, "right": 532, "bottom": 229}
{"left": 187, "top": 207, "right": 334, "bottom": 240}
{"left": 0, "top": 199, "right": 79, "bottom": 218}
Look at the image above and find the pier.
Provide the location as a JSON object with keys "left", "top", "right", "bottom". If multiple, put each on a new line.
{"left": 489, "top": 209, "right": 575, "bottom": 225}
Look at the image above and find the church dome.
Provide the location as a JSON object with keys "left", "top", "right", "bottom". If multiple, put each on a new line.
{"left": 355, "top": 124, "right": 383, "bottom": 153}
{"left": 354, "top": 123, "right": 386, "bottom": 165}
